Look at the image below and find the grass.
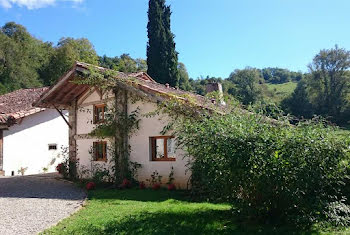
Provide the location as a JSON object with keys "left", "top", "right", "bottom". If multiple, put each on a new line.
{"left": 264, "top": 81, "right": 298, "bottom": 103}
{"left": 42, "top": 188, "right": 350, "bottom": 235}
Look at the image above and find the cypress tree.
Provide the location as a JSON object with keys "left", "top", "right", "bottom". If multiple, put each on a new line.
{"left": 147, "top": 0, "right": 179, "bottom": 87}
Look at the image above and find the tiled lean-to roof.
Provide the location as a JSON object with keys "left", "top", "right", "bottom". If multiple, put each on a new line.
{"left": 0, "top": 87, "right": 48, "bottom": 125}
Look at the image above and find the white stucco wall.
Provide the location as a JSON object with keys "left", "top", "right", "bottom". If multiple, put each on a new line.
{"left": 128, "top": 100, "right": 190, "bottom": 189}
{"left": 76, "top": 90, "right": 190, "bottom": 189}
{"left": 76, "top": 91, "right": 114, "bottom": 177}
{"left": 3, "top": 109, "right": 69, "bottom": 176}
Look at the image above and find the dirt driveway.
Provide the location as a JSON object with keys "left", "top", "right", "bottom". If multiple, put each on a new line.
{"left": 0, "top": 173, "right": 85, "bottom": 235}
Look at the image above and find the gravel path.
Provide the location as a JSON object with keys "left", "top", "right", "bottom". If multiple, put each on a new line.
{"left": 0, "top": 173, "right": 86, "bottom": 235}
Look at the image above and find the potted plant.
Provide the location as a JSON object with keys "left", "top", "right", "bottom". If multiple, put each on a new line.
{"left": 147, "top": 171, "right": 162, "bottom": 190}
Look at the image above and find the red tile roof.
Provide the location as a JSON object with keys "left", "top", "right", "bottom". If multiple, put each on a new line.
{"left": 0, "top": 87, "right": 48, "bottom": 125}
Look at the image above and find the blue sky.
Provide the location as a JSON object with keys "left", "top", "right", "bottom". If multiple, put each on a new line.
{"left": 0, "top": 0, "right": 349, "bottom": 79}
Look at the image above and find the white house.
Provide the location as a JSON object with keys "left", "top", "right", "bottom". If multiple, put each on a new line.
{"left": 34, "top": 62, "right": 221, "bottom": 188}
{"left": 0, "top": 88, "right": 68, "bottom": 176}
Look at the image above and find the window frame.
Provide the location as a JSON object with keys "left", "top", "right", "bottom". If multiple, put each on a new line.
{"left": 93, "top": 104, "right": 106, "bottom": 124}
{"left": 93, "top": 141, "right": 107, "bottom": 162}
{"left": 150, "top": 136, "right": 176, "bottom": 162}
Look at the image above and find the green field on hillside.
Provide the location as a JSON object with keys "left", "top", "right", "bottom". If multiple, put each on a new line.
{"left": 265, "top": 81, "right": 298, "bottom": 103}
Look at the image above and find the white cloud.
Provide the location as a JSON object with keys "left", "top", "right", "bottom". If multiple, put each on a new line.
{"left": 0, "top": 0, "right": 83, "bottom": 9}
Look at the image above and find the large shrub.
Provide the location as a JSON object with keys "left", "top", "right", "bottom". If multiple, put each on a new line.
{"left": 174, "top": 109, "right": 350, "bottom": 225}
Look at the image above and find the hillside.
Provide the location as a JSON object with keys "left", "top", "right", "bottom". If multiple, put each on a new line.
{"left": 265, "top": 81, "right": 298, "bottom": 103}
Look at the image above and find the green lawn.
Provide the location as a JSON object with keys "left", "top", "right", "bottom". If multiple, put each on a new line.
{"left": 42, "top": 189, "right": 350, "bottom": 235}
{"left": 265, "top": 81, "right": 298, "bottom": 103}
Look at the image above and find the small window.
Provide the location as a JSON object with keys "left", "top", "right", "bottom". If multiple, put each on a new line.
{"left": 93, "top": 141, "right": 107, "bottom": 162}
{"left": 48, "top": 144, "right": 57, "bottom": 151}
{"left": 150, "top": 136, "right": 176, "bottom": 161}
{"left": 93, "top": 104, "right": 106, "bottom": 124}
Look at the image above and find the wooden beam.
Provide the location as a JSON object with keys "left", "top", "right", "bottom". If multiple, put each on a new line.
{"left": 34, "top": 68, "right": 75, "bottom": 107}
{"left": 66, "top": 85, "right": 90, "bottom": 104}
{"left": 52, "top": 84, "right": 89, "bottom": 106}
{"left": 54, "top": 105, "right": 72, "bottom": 129}
{"left": 95, "top": 86, "right": 103, "bottom": 100}
{"left": 38, "top": 103, "right": 70, "bottom": 110}
{"left": 79, "top": 97, "right": 115, "bottom": 108}
{"left": 0, "top": 125, "right": 9, "bottom": 130}
{"left": 77, "top": 87, "right": 96, "bottom": 106}
{"left": 74, "top": 134, "right": 113, "bottom": 140}
{"left": 17, "top": 118, "right": 23, "bottom": 125}
{"left": 52, "top": 82, "right": 76, "bottom": 103}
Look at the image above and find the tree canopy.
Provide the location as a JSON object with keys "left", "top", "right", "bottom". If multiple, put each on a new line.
{"left": 227, "top": 67, "right": 264, "bottom": 105}
{"left": 281, "top": 45, "right": 350, "bottom": 125}
{"left": 261, "top": 67, "right": 303, "bottom": 84}
{"left": 40, "top": 37, "right": 99, "bottom": 86}
{"left": 99, "top": 54, "right": 147, "bottom": 73}
{"left": 0, "top": 22, "right": 51, "bottom": 93}
{"left": 0, "top": 22, "right": 150, "bottom": 94}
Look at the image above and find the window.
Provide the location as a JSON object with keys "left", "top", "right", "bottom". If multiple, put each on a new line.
{"left": 93, "top": 141, "right": 107, "bottom": 162}
{"left": 150, "top": 136, "right": 176, "bottom": 161}
{"left": 93, "top": 104, "right": 106, "bottom": 124}
{"left": 48, "top": 144, "right": 57, "bottom": 150}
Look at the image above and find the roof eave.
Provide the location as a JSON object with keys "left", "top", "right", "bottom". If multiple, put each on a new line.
{"left": 33, "top": 63, "right": 79, "bottom": 108}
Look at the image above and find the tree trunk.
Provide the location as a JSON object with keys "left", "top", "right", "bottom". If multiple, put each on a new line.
{"left": 113, "top": 87, "right": 129, "bottom": 184}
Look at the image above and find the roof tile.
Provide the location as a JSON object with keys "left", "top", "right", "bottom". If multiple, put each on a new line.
{"left": 0, "top": 87, "right": 48, "bottom": 125}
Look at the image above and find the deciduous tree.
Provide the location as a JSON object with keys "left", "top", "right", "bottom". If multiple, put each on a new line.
{"left": 228, "top": 67, "right": 263, "bottom": 105}
{"left": 41, "top": 37, "right": 99, "bottom": 85}
{"left": 308, "top": 45, "right": 350, "bottom": 123}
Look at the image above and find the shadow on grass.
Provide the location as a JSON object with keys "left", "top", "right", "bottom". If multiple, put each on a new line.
{"left": 88, "top": 188, "right": 192, "bottom": 202}
{"left": 84, "top": 209, "right": 320, "bottom": 235}
{"left": 85, "top": 189, "right": 320, "bottom": 235}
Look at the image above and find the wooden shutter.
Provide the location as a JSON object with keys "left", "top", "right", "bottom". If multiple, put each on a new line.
{"left": 93, "top": 106, "right": 98, "bottom": 124}
{"left": 93, "top": 142, "right": 97, "bottom": 161}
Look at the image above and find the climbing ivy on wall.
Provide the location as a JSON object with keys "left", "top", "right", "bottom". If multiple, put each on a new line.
{"left": 75, "top": 67, "right": 141, "bottom": 185}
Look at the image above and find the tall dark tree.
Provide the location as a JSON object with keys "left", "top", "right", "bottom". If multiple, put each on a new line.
{"left": 147, "top": 0, "right": 179, "bottom": 87}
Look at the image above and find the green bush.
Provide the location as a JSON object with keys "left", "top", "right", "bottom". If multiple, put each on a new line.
{"left": 175, "top": 110, "right": 350, "bottom": 225}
